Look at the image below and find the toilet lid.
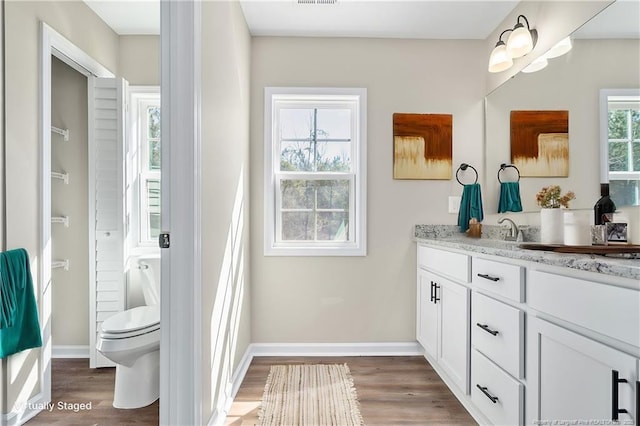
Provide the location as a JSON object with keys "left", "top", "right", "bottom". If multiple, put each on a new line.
{"left": 101, "top": 305, "right": 160, "bottom": 334}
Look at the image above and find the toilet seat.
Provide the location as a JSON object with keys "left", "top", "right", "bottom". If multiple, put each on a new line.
{"left": 100, "top": 305, "right": 160, "bottom": 339}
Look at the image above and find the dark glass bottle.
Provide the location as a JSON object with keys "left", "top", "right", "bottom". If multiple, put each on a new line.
{"left": 594, "top": 183, "right": 616, "bottom": 225}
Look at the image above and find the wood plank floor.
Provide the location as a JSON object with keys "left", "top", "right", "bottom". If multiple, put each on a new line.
{"left": 225, "top": 356, "right": 477, "bottom": 425}
{"left": 26, "top": 359, "right": 159, "bottom": 425}
{"left": 25, "top": 356, "right": 475, "bottom": 425}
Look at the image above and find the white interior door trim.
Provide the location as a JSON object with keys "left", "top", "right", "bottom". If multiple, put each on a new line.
{"left": 160, "top": 1, "right": 202, "bottom": 424}
{"left": 33, "top": 22, "right": 113, "bottom": 425}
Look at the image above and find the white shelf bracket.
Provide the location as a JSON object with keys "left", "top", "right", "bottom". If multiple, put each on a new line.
{"left": 52, "top": 259, "right": 69, "bottom": 271}
{"left": 51, "top": 171, "right": 69, "bottom": 184}
{"left": 51, "top": 125, "right": 69, "bottom": 141}
{"left": 51, "top": 216, "right": 70, "bottom": 227}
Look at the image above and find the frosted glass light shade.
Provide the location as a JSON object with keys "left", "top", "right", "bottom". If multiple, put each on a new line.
{"left": 507, "top": 25, "right": 534, "bottom": 58}
{"left": 521, "top": 56, "right": 548, "bottom": 73}
{"left": 488, "top": 43, "right": 513, "bottom": 73}
{"left": 545, "top": 36, "right": 572, "bottom": 59}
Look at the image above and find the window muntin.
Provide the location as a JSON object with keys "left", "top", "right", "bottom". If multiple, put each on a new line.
{"left": 132, "top": 93, "right": 161, "bottom": 246}
{"left": 607, "top": 97, "right": 640, "bottom": 206}
{"left": 265, "top": 88, "right": 366, "bottom": 256}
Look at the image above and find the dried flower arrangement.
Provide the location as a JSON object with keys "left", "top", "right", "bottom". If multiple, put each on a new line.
{"left": 536, "top": 185, "right": 575, "bottom": 209}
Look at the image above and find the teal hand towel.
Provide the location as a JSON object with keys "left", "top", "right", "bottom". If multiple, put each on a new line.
{"left": 0, "top": 249, "right": 43, "bottom": 358}
{"left": 498, "top": 181, "right": 523, "bottom": 213}
{"left": 458, "top": 183, "right": 484, "bottom": 232}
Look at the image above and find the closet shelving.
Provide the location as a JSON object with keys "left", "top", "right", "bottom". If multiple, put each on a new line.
{"left": 51, "top": 125, "right": 69, "bottom": 142}
{"left": 51, "top": 171, "right": 69, "bottom": 184}
{"left": 51, "top": 215, "right": 69, "bottom": 227}
{"left": 52, "top": 259, "right": 69, "bottom": 271}
{"left": 52, "top": 124, "right": 70, "bottom": 272}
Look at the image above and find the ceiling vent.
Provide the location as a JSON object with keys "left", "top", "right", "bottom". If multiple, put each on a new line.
{"left": 297, "top": 0, "right": 338, "bottom": 4}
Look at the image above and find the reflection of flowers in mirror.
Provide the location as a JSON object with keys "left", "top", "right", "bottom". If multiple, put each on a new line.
{"left": 536, "top": 185, "right": 575, "bottom": 208}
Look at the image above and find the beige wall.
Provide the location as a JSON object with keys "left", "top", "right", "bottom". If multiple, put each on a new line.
{"left": 119, "top": 35, "right": 160, "bottom": 86}
{"left": 50, "top": 57, "right": 89, "bottom": 346}
{"left": 200, "top": 1, "right": 252, "bottom": 422}
{"left": 250, "top": 37, "right": 485, "bottom": 343}
{"left": 2, "top": 0, "right": 118, "bottom": 416}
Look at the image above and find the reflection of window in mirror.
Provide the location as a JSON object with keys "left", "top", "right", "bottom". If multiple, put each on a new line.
{"left": 600, "top": 89, "right": 640, "bottom": 207}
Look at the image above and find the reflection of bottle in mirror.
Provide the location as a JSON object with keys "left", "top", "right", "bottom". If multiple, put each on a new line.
{"left": 594, "top": 183, "right": 616, "bottom": 225}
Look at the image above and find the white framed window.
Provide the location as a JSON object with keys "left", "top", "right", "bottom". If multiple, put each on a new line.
{"left": 264, "top": 87, "right": 367, "bottom": 256}
{"left": 129, "top": 87, "right": 161, "bottom": 248}
{"left": 601, "top": 89, "right": 640, "bottom": 207}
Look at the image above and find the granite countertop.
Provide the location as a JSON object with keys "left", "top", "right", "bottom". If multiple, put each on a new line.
{"left": 414, "top": 225, "right": 640, "bottom": 281}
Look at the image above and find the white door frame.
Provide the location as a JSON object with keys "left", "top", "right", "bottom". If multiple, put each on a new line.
{"left": 160, "top": 1, "right": 202, "bottom": 424}
{"left": 30, "top": 22, "right": 114, "bottom": 425}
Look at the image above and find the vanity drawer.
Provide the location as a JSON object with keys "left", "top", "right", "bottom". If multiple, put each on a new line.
{"left": 472, "top": 257, "right": 524, "bottom": 302}
{"left": 417, "top": 245, "right": 470, "bottom": 283}
{"left": 471, "top": 349, "right": 523, "bottom": 426}
{"left": 472, "top": 292, "right": 524, "bottom": 379}
{"left": 528, "top": 270, "right": 640, "bottom": 348}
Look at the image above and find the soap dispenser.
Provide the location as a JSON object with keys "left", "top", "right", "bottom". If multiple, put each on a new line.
{"left": 593, "top": 183, "right": 616, "bottom": 225}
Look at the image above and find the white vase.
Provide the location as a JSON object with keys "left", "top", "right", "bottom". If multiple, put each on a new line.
{"left": 563, "top": 210, "right": 592, "bottom": 246}
{"left": 540, "top": 208, "right": 564, "bottom": 244}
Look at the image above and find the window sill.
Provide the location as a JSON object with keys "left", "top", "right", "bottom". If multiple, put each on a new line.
{"left": 264, "top": 244, "right": 366, "bottom": 257}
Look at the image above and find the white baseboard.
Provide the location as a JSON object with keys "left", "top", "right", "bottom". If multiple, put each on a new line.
{"left": 208, "top": 341, "right": 421, "bottom": 426}
{"left": 250, "top": 341, "right": 423, "bottom": 357}
{"left": 52, "top": 345, "right": 89, "bottom": 359}
{"left": 1, "top": 391, "right": 48, "bottom": 426}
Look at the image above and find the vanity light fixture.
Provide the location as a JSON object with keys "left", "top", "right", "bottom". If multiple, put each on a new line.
{"left": 488, "top": 29, "right": 514, "bottom": 73}
{"left": 521, "top": 55, "right": 548, "bottom": 73}
{"left": 506, "top": 15, "right": 538, "bottom": 58}
{"left": 545, "top": 36, "right": 572, "bottom": 59}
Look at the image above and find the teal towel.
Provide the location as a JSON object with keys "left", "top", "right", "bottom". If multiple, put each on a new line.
{"left": 458, "top": 183, "right": 484, "bottom": 232}
{"left": 498, "top": 181, "right": 523, "bottom": 213}
{"left": 0, "top": 249, "right": 42, "bottom": 358}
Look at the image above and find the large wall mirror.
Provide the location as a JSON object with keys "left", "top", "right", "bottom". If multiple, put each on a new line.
{"left": 484, "top": 1, "right": 640, "bottom": 213}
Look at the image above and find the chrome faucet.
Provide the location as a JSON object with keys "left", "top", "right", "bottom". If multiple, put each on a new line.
{"left": 498, "top": 217, "right": 523, "bottom": 242}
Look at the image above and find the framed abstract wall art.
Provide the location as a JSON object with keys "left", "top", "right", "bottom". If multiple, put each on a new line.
{"left": 393, "top": 113, "right": 452, "bottom": 179}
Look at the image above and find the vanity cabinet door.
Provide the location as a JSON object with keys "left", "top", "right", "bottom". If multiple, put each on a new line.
{"left": 528, "top": 317, "right": 638, "bottom": 425}
{"left": 417, "top": 268, "right": 470, "bottom": 394}
{"left": 417, "top": 269, "right": 438, "bottom": 360}
{"left": 438, "top": 277, "right": 470, "bottom": 394}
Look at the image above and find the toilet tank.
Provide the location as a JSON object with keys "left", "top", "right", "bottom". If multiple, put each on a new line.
{"left": 127, "top": 254, "right": 161, "bottom": 307}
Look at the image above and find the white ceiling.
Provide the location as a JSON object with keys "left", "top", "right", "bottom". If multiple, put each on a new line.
{"left": 83, "top": 0, "right": 160, "bottom": 35}
{"left": 239, "top": 1, "right": 518, "bottom": 39}
{"left": 82, "top": 0, "right": 639, "bottom": 40}
{"left": 83, "top": 0, "right": 519, "bottom": 38}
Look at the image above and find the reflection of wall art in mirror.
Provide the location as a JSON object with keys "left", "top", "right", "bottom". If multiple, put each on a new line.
{"left": 393, "top": 113, "right": 452, "bottom": 180}
{"left": 510, "top": 110, "right": 569, "bottom": 177}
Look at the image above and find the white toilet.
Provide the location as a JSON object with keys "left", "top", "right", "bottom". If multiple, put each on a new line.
{"left": 96, "top": 256, "right": 161, "bottom": 409}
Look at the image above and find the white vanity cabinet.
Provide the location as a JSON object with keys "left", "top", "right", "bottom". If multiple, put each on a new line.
{"left": 528, "top": 317, "right": 638, "bottom": 424}
{"left": 415, "top": 240, "right": 640, "bottom": 425}
{"left": 470, "top": 258, "right": 525, "bottom": 424}
{"left": 527, "top": 269, "right": 640, "bottom": 425}
{"left": 416, "top": 245, "right": 471, "bottom": 394}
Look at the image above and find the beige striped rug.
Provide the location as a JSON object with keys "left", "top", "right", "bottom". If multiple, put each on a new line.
{"left": 258, "top": 364, "right": 364, "bottom": 426}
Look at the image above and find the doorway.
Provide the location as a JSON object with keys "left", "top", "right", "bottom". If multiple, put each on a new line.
{"left": 49, "top": 56, "right": 90, "bottom": 359}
